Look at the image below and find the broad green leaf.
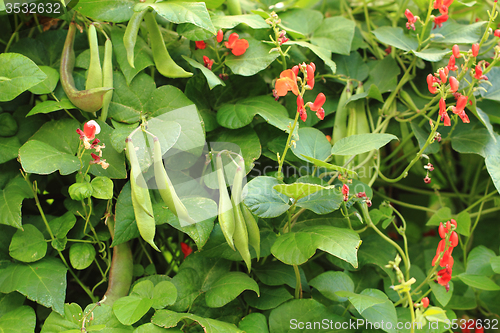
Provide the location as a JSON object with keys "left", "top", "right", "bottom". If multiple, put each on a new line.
{"left": 0, "top": 306, "right": 36, "bottom": 333}
{"left": 238, "top": 312, "right": 269, "bottom": 333}
{"left": 0, "top": 178, "right": 34, "bottom": 229}
{"left": 0, "top": 257, "right": 67, "bottom": 315}
{"left": 291, "top": 127, "right": 331, "bottom": 162}
{"left": 217, "top": 96, "right": 297, "bottom": 138}
{"left": 335, "top": 290, "right": 386, "bottom": 312}
{"left": 357, "top": 234, "right": 396, "bottom": 280}
{"left": 364, "top": 56, "right": 400, "bottom": 93}
{"left": 244, "top": 285, "right": 292, "bottom": 311}
{"left": 412, "top": 48, "right": 450, "bottom": 62}
{"left": 0, "top": 136, "right": 21, "bottom": 164}
{"left": 74, "top": 0, "right": 135, "bottom": 23}
{"left": 131, "top": 280, "right": 154, "bottom": 299}
{"left": 40, "top": 303, "right": 83, "bottom": 332}
{"left": 301, "top": 155, "right": 358, "bottom": 178}
{"left": 243, "top": 176, "right": 290, "bottom": 218}
{"left": 91, "top": 176, "right": 114, "bottom": 200}
{"left": 9, "top": 224, "right": 47, "bottom": 262}
{"left": 113, "top": 296, "right": 153, "bottom": 325}
{"left": 135, "top": 323, "right": 183, "bottom": 332}
{"left": 253, "top": 261, "right": 309, "bottom": 290}
{"left": 28, "top": 66, "right": 59, "bottom": 95}
{"left": 205, "top": 272, "right": 259, "bottom": 308}
{"left": 110, "top": 26, "right": 155, "bottom": 85}
{"left": 271, "top": 225, "right": 361, "bottom": 267}
{"left": 182, "top": 0, "right": 223, "bottom": 9}
{"left": 152, "top": 310, "right": 243, "bottom": 332}
{"left": 331, "top": 133, "right": 398, "bottom": 156}
{"left": 0, "top": 292, "right": 25, "bottom": 316}
{"left": 225, "top": 39, "right": 279, "bottom": 77}
{"left": 69, "top": 243, "right": 96, "bottom": 270}
{"left": 450, "top": 129, "right": 493, "bottom": 158}
{"left": 490, "top": 256, "right": 500, "bottom": 274}
{"left": 110, "top": 121, "right": 140, "bottom": 152}
{"left": 466, "top": 246, "right": 496, "bottom": 276}
{"left": 457, "top": 274, "right": 500, "bottom": 290}
{"left": 433, "top": 20, "right": 486, "bottom": 44}
{"left": 332, "top": 52, "right": 369, "bottom": 82}
{"left": 0, "top": 53, "right": 47, "bottom": 102}
{"left": 49, "top": 212, "right": 77, "bottom": 239}
{"left": 446, "top": 284, "right": 477, "bottom": 310}
{"left": 279, "top": 9, "right": 323, "bottom": 36}
{"left": 352, "top": 289, "right": 397, "bottom": 333}
{"left": 286, "top": 41, "right": 336, "bottom": 73}
{"left": 19, "top": 140, "right": 80, "bottom": 175}
{"left": 152, "top": 281, "right": 178, "bottom": 309}
{"left": 311, "top": 16, "right": 355, "bottom": 55}
{"left": 475, "top": 107, "right": 497, "bottom": 143}
{"left": 309, "top": 271, "right": 354, "bottom": 302}
{"left": 135, "top": 2, "right": 216, "bottom": 34}
{"left": 26, "top": 99, "right": 76, "bottom": 116}
{"left": 176, "top": 23, "right": 215, "bottom": 41}
{"left": 411, "top": 121, "right": 440, "bottom": 154}
{"left": 426, "top": 207, "right": 452, "bottom": 226}
{"left": 480, "top": 67, "right": 500, "bottom": 102}
{"left": 486, "top": 154, "right": 500, "bottom": 194}
{"left": 372, "top": 26, "right": 418, "bottom": 51}
{"left": 423, "top": 306, "right": 449, "bottom": 323}
{"left": 182, "top": 56, "right": 225, "bottom": 89}
{"left": 273, "top": 183, "right": 332, "bottom": 200}
{"left": 429, "top": 280, "right": 453, "bottom": 307}
{"left": 269, "top": 299, "right": 349, "bottom": 333}
{"left": 296, "top": 187, "right": 343, "bottom": 214}
{"left": 211, "top": 14, "right": 269, "bottom": 29}
{"left": 112, "top": 182, "right": 140, "bottom": 246}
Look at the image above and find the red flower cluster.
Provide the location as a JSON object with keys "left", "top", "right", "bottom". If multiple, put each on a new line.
{"left": 273, "top": 63, "right": 326, "bottom": 122}
{"left": 405, "top": 9, "right": 418, "bottom": 30}
{"left": 432, "top": 0, "right": 453, "bottom": 28}
{"left": 342, "top": 184, "right": 349, "bottom": 201}
{"left": 432, "top": 219, "right": 459, "bottom": 291}
{"left": 76, "top": 120, "right": 108, "bottom": 169}
{"left": 473, "top": 63, "right": 488, "bottom": 81}
{"left": 225, "top": 33, "right": 249, "bottom": 56}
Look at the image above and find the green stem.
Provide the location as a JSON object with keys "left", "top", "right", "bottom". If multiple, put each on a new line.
{"left": 293, "top": 264, "right": 302, "bottom": 299}
{"left": 374, "top": 190, "right": 437, "bottom": 213}
{"left": 463, "top": 181, "right": 490, "bottom": 264}
{"left": 277, "top": 101, "right": 300, "bottom": 181}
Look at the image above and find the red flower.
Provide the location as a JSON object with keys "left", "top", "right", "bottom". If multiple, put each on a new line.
{"left": 474, "top": 65, "right": 488, "bottom": 80}
{"left": 405, "top": 9, "right": 417, "bottom": 30}
{"left": 274, "top": 69, "right": 299, "bottom": 97}
{"left": 225, "top": 33, "right": 249, "bottom": 56}
{"left": 308, "top": 93, "right": 326, "bottom": 120}
{"left": 495, "top": 29, "right": 500, "bottom": 38}
{"left": 450, "top": 231, "right": 459, "bottom": 247}
{"left": 472, "top": 43, "right": 479, "bottom": 57}
{"left": 427, "top": 74, "right": 439, "bottom": 94}
{"left": 306, "top": 63, "right": 315, "bottom": 89}
{"left": 291, "top": 65, "right": 299, "bottom": 76}
{"left": 447, "top": 55, "right": 458, "bottom": 71}
{"left": 217, "top": 29, "right": 223, "bottom": 43}
{"left": 83, "top": 120, "right": 100, "bottom": 140}
{"left": 195, "top": 41, "right": 206, "bottom": 50}
{"left": 297, "top": 95, "right": 307, "bottom": 122}
{"left": 424, "top": 175, "right": 432, "bottom": 184}
{"left": 203, "top": 55, "right": 214, "bottom": 70}
{"left": 342, "top": 184, "right": 349, "bottom": 196}
{"left": 437, "top": 266, "right": 452, "bottom": 290}
{"left": 439, "top": 98, "right": 447, "bottom": 120}
{"left": 422, "top": 297, "right": 429, "bottom": 308}
{"left": 450, "top": 219, "right": 457, "bottom": 228}
{"left": 439, "top": 221, "right": 447, "bottom": 238}
{"left": 449, "top": 76, "right": 459, "bottom": 92}
{"left": 440, "top": 248, "right": 454, "bottom": 268}
{"left": 433, "top": 14, "right": 448, "bottom": 29}
{"left": 452, "top": 94, "right": 469, "bottom": 123}
{"left": 452, "top": 44, "right": 461, "bottom": 58}
{"left": 439, "top": 69, "right": 447, "bottom": 83}
{"left": 180, "top": 242, "right": 192, "bottom": 258}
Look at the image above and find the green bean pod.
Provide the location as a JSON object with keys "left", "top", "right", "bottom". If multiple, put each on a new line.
{"left": 60, "top": 22, "right": 112, "bottom": 113}
{"left": 100, "top": 38, "right": 113, "bottom": 121}
{"left": 144, "top": 12, "right": 192, "bottom": 78}
{"left": 124, "top": 9, "right": 147, "bottom": 68}
{"left": 241, "top": 203, "right": 260, "bottom": 260}
{"left": 332, "top": 81, "right": 352, "bottom": 165}
{"left": 216, "top": 153, "right": 235, "bottom": 250}
{"left": 231, "top": 157, "right": 251, "bottom": 272}
{"left": 86, "top": 23, "right": 103, "bottom": 90}
{"left": 353, "top": 84, "right": 372, "bottom": 183}
{"left": 399, "top": 89, "right": 420, "bottom": 113}
{"left": 153, "top": 137, "right": 195, "bottom": 227}
{"left": 226, "top": 0, "right": 242, "bottom": 15}
{"left": 126, "top": 137, "right": 160, "bottom": 252}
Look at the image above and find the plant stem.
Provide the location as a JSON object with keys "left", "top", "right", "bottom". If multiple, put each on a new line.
{"left": 293, "top": 264, "right": 302, "bottom": 299}
{"left": 276, "top": 101, "right": 300, "bottom": 180}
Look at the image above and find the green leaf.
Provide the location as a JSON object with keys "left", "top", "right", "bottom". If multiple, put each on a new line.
{"left": 135, "top": 323, "right": 183, "bottom": 333}
{"left": 131, "top": 280, "right": 154, "bottom": 299}
{"left": 291, "top": 127, "right": 331, "bottom": 162}
{"left": 490, "top": 256, "right": 500, "bottom": 274}
{"left": 357, "top": 234, "right": 396, "bottom": 280}
{"left": 331, "top": 133, "right": 398, "bottom": 156}
{"left": 423, "top": 306, "right": 449, "bottom": 323}
{"left": 271, "top": 225, "right": 361, "bottom": 267}
{"left": 309, "top": 271, "right": 354, "bottom": 302}
{"left": 244, "top": 285, "right": 292, "bottom": 311}
{"left": 182, "top": 56, "right": 225, "bottom": 89}
{"left": 433, "top": 20, "right": 486, "bottom": 44}
{"left": 0, "top": 306, "right": 36, "bottom": 333}
{"left": 0, "top": 53, "right": 47, "bottom": 102}
{"left": 457, "top": 274, "right": 500, "bottom": 290}
{"left": 110, "top": 26, "right": 154, "bottom": 86}
{"left": 205, "top": 272, "right": 259, "bottom": 308}
{"left": 253, "top": 261, "right": 308, "bottom": 290}
{"left": 225, "top": 39, "right": 279, "bottom": 77}
{"left": 269, "top": 299, "right": 349, "bottom": 332}
{"left": 91, "top": 176, "right": 114, "bottom": 200}
{"left": 49, "top": 212, "right": 77, "bottom": 239}
{"left": 273, "top": 183, "right": 333, "bottom": 200}
{"left": 486, "top": 154, "right": 500, "bottom": 195}
{"left": 412, "top": 48, "right": 450, "bottom": 62}
{"left": 335, "top": 290, "right": 386, "bottom": 312}
{"left": 26, "top": 99, "right": 76, "bottom": 116}
{"left": 135, "top": 2, "right": 216, "bottom": 34}
{"left": 74, "top": 0, "right": 135, "bottom": 23}
{"left": 211, "top": 14, "right": 269, "bottom": 29}
{"left": 429, "top": 280, "right": 453, "bottom": 307}
{"left": 332, "top": 52, "right": 369, "bottom": 82}
{"left": 152, "top": 309, "right": 243, "bottom": 333}
{"left": 9, "top": 224, "right": 47, "bottom": 262}
{"left": 364, "top": 56, "right": 400, "bottom": 94}
{"left": 217, "top": 96, "right": 297, "bottom": 138}
{"left": 279, "top": 9, "right": 323, "bottom": 37}
{"left": 28, "top": 66, "right": 59, "bottom": 95}
{"left": 0, "top": 136, "right": 21, "bottom": 164}
{"left": 286, "top": 41, "right": 336, "bottom": 73}
{"left": 411, "top": 121, "right": 440, "bottom": 154}
{"left": 295, "top": 187, "right": 344, "bottom": 214}
{"left": 243, "top": 176, "right": 290, "bottom": 218}
{"left": 372, "top": 26, "right": 418, "bottom": 51}
{"left": 177, "top": 23, "right": 215, "bottom": 41}
{"left": 113, "top": 296, "right": 153, "bottom": 325}
{"left": 450, "top": 129, "right": 494, "bottom": 158}
{"left": 310, "top": 16, "right": 355, "bottom": 55}
{"left": 152, "top": 281, "right": 178, "bottom": 309}
{"left": 466, "top": 246, "right": 496, "bottom": 276}
{"left": 0, "top": 178, "right": 34, "bottom": 229}
{"left": 348, "top": 289, "right": 398, "bottom": 333}
{"left": 69, "top": 243, "right": 96, "bottom": 270}
{"left": 426, "top": 207, "right": 452, "bottom": 226}
{"left": 300, "top": 155, "right": 358, "bottom": 178}
{"left": 0, "top": 257, "right": 67, "bottom": 315}
{"left": 0, "top": 292, "right": 26, "bottom": 316}
{"left": 112, "top": 182, "right": 140, "bottom": 246}
{"left": 238, "top": 313, "right": 269, "bottom": 333}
